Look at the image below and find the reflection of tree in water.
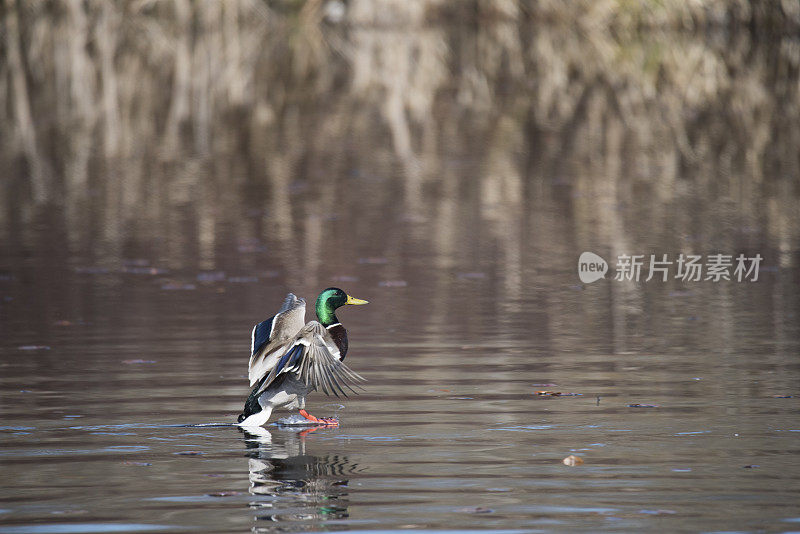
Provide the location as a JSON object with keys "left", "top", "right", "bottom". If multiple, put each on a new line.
{"left": 1, "top": 1, "right": 797, "bottom": 362}
{"left": 240, "top": 427, "right": 357, "bottom": 529}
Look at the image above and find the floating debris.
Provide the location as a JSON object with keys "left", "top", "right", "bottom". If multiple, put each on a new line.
{"left": 457, "top": 507, "right": 494, "bottom": 514}
{"left": 562, "top": 455, "right": 584, "bottom": 466}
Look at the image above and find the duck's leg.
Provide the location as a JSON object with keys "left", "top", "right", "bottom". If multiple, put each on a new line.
{"left": 298, "top": 409, "right": 338, "bottom": 426}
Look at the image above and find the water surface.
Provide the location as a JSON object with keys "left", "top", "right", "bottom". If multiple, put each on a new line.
{"left": 2, "top": 3, "right": 800, "bottom": 533}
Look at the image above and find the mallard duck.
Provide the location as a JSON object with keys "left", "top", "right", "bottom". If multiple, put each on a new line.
{"left": 237, "top": 288, "right": 368, "bottom": 427}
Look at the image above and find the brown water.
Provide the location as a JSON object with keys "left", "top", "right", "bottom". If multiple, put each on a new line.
{"left": 2, "top": 3, "right": 800, "bottom": 533}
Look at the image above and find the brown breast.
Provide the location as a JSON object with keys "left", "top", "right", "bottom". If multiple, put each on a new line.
{"left": 327, "top": 324, "right": 349, "bottom": 360}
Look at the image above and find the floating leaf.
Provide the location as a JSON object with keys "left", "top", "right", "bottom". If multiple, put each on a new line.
{"left": 536, "top": 391, "right": 582, "bottom": 397}
{"left": 562, "top": 455, "right": 584, "bottom": 466}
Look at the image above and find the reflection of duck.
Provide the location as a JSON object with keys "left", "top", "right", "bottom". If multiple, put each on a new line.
{"left": 238, "top": 288, "right": 368, "bottom": 427}
{"left": 240, "top": 427, "right": 355, "bottom": 526}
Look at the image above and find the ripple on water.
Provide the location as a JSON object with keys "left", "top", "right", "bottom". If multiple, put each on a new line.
{"left": 0, "top": 524, "right": 176, "bottom": 534}
{"left": 0, "top": 445, "right": 150, "bottom": 458}
{"left": 491, "top": 424, "right": 554, "bottom": 431}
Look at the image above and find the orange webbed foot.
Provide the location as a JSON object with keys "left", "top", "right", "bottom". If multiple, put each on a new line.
{"left": 299, "top": 409, "right": 339, "bottom": 427}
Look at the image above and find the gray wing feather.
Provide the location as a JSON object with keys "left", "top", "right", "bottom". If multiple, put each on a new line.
{"left": 248, "top": 293, "right": 306, "bottom": 386}
{"left": 277, "top": 293, "right": 300, "bottom": 314}
{"left": 257, "top": 322, "right": 366, "bottom": 398}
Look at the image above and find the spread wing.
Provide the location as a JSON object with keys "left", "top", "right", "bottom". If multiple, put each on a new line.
{"left": 248, "top": 293, "right": 306, "bottom": 386}
{"left": 255, "top": 322, "right": 366, "bottom": 398}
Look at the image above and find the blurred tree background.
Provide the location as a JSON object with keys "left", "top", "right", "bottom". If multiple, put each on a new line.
{"left": 1, "top": 0, "right": 798, "bottom": 288}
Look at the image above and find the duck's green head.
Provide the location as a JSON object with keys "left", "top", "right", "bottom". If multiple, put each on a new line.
{"left": 315, "top": 287, "right": 368, "bottom": 326}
